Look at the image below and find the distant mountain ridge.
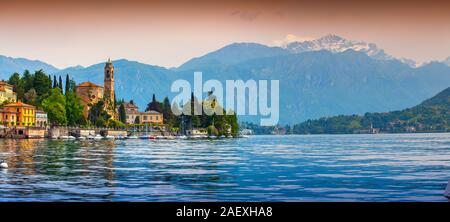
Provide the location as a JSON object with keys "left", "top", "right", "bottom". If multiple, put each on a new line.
{"left": 293, "top": 86, "right": 450, "bottom": 134}
{"left": 0, "top": 55, "right": 59, "bottom": 80}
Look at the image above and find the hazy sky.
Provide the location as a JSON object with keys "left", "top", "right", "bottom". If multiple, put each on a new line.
{"left": 0, "top": 0, "right": 449, "bottom": 68}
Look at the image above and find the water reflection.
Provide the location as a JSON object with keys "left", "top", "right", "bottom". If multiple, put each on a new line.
{"left": 1, "top": 134, "right": 450, "bottom": 201}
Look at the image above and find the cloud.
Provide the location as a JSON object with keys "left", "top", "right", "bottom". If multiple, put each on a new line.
{"left": 230, "top": 10, "right": 260, "bottom": 22}
{"left": 273, "top": 34, "right": 316, "bottom": 47}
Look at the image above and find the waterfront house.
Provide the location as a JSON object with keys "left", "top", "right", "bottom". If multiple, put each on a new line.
{"left": 0, "top": 108, "right": 18, "bottom": 127}
{"left": 35, "top": 110, "right": 48, "bottom": 128}
{"left": 0, "top": 81, "right": 17, "bottom": 104}
{"left": 117, "top": 102, "right": 164, "bottom": 125}
{"left": 140, "top": 110, "right": 163, "bottom": 125}
{"left": 2, "top": 101, "right": 35, "bottom": 127}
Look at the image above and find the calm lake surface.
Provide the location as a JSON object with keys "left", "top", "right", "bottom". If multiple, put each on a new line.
{"left": 1, "top": 134, "right": 449, "bottom": 202}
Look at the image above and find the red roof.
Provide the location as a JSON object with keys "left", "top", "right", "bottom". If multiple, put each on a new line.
{"left": 3, "top": 101, "right": 35, "bottom": 108}
{"left": 77, "top": 82, "right": 103, "bottom": 88}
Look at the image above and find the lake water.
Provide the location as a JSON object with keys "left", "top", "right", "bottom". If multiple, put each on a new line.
{"left": 0, "top": 134, "right": 449, "bottom": 202}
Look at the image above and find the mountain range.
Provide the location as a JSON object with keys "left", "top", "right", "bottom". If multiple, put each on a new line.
{"left": 0, "top": 35, "right": 449, "bottom": 124}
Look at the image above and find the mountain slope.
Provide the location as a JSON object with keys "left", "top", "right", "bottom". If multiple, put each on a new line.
{"left": 54, "top": 59, "right": 178, "bottom": 110}
{"left": 0, "top": 55, "right": 59, "bottom": 80}
{"left": 293, "top": 86, "right": 450, "bottom": 134}
{"left": 178, "top": 43, "right": 289, "bottom": 71}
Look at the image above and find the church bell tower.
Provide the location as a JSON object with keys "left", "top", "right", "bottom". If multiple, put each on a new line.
{"left": 104, "top": 58, "right": 116, "bottom": 118}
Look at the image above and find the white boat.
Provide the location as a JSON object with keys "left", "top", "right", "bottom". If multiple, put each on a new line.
{"left": 93, "top": 135, "right": 103, "bottom": 140}
{"left": 127, "top": 135, "right": 138, "bottom": 139}
{"left": 59, "top": 136, "right": 69, "bottom": 140}
{"left": 78, "top": 136, "right": 87, "bottom": 140}
{"left": 156, "top": 135, "right": 164, "bottom": 140}
{"left": 0, "top": 160, "right": 8, "bottom": 168}
{"left": 209, "top": 135, "right": 217, "bottom": 139}
{"left": 51, "top": 136, "right": 58, "bottom": 140}
{"left": 67, "top": 136, "right": 76, "bottom": 140}
{"left": 176, "top": 135, "right": 187, "bottom": 140}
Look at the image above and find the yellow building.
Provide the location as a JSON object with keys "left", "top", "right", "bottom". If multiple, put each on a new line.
{"left": 0, "top": 81, "right": 17, "bottom": 104}
{"left": 140, "top": 110, "right": 163, "bottom": 125}
{"left": 2, "top": 101, "right": 35, "bottom": 127}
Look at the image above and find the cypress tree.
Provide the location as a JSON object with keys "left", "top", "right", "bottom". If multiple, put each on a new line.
{"left": 53, "top": 76, "right": 58, "bottom": 88}
{"left": 58, "top": 76, "right": 63, "bottom": 91}
{"left": 65, "top": 74, "right": 70, "bottom": 94}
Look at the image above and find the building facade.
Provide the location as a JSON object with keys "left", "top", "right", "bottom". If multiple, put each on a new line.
{"left": 2, "top": 101, "right": 35, "bottom": 127}
{"left": 75, "top": 58, "right": 117, "bottom": 120}
{"left": 0, "top": 109, "right": 18, "bottom": 127}
{"left": 0, "top": 81, "right": 17, "bottom": 104}
{"left": 75, "top": 82, "right": 104, "bottom": 118}
{"left": 35, "top": 110, "right": 48, "bottom": 128}
{"left": 117, "top": 102, "right": 163, "bottom": 125}
{"left": 140, "top": 110, "right": 163, "bottom": 125}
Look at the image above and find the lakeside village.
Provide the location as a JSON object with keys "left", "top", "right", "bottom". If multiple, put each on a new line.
{"left": 0, "top": 59, "right": 240, "bottom": 140}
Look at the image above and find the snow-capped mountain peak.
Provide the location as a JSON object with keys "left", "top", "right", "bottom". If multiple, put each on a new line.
{"left": 283, "top": 34, "right": 421, "bottom": 67}
{"left": 285, "top": 34, "right": 389, "bottom": 59}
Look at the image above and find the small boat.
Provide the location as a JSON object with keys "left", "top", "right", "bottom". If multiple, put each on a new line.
{"left": 445, "top": 180, "right": 450, "bottom": 199}
{"left": 209, "top": 135, "right": 217, "bottom": 139}
{"left": 86, "top": 135, "right": 95, "bottom": 140}
{"left": 104, "top": 135, "right": 115, "bottom": 140}
{"left": 51, "top": 136, "right": 58, "bottom": 140}
{"left": 67, "top": 136, "right": 76, "bottom": 140}
{"left": 116, "top": 135, "right": 126, "bottom": 140}
{"left": 0, "top": 160, "right": 7, "bottom": 168}
{"left": 78, "top": 136, "right": 87, "bottom": 140}
{"left": 176, "top": 135, "right": 187, "bottom": 140}
{"left": 139, "top": 135, "right": 150, "bottom": 139}
{"left": 93, "top": 135, "right": 103, "bottom": 140}
{"left": 149, "top": 135, "right": 156, "bottom": 140}
{"left": 127, "top": 135, "right": 139, "bottom": 139}
{"left": 156, "top": 135, "right": 164, "bottom": 140}
{"left": 59, "top": 135, "right": 69, "bottom": 140}
{"left": 166, "top": 135, "right": 175, "bottom": 140}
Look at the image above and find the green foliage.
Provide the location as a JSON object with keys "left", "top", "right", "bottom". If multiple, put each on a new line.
{"left": 88, "top": 100, "right": 111, "bottom": 127}
{"left": 65, "top": 91, "right": 85, "bottom": 126}
{"left": 41, "top": 88, "right": 67, "bottom": 126}
{"left": 118, "top": 103, "right": 127, "bottom": 123}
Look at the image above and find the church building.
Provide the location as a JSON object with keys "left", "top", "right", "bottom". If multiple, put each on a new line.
{"left": 75, "top": 58, "right": 117, "bottom": 119}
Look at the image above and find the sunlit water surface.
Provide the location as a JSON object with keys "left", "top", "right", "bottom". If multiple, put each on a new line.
{"left": 1, "top": 134, "right": 449, "bottom": 201}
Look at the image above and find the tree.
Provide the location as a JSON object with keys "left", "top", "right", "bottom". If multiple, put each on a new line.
{"left": 58, "top": 76, "right": 63, "bottom": 92}
{"left": 65, "top": 74, "right": 70, "bottom": 94}
{"left": 118, "top": 103, "right": 127, "bottom": 123}
{"left": 65, "top": 91, "right": 85, "bottom": 126}
{"left": 24, "top": 88, "right": 37, "bottom": 105}
{"left": 88, "top": 100, "right": 111, "bottom": 127}
{"left": 53, "top": 76, "right": 58, "bottom": 89}
{"left": 41, "top": 88, "right": 67, "bottom": 126}
{"left": 134, "top": 116, "right": 141, "bottom": 124}
{"left": 162, "top": 97, "right": 176, "bottom": 126}
{"left": 145, "top": 93, "right": 163, "bottom": 112}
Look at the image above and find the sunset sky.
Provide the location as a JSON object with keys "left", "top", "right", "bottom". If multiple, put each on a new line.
{"left": 0, "top": 0, "right": 449, "bottom": 68}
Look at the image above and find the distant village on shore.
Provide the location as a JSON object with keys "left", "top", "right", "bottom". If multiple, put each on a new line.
{"left": 0, "top": 59, "right": 240, "bottom": 139}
